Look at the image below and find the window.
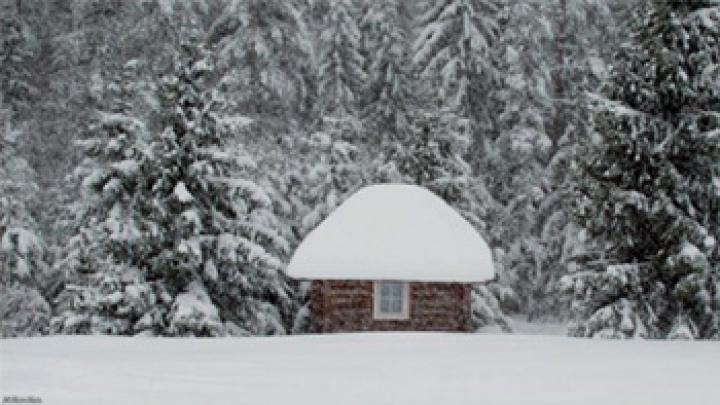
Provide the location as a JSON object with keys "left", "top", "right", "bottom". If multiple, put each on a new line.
{"left": 374, "top": 281, "right": 409, "bottom": 320}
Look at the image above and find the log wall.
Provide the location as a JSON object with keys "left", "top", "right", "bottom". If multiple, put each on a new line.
{"left": 310, "top": 280, "right": 472, "bottom": 332}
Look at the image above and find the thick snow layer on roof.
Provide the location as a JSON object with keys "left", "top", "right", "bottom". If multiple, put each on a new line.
{"left": 287, "top": 184, "right": 494, "bottom": 282}
{"left": 2, "top": 334, "right": 720, "bottom": 405}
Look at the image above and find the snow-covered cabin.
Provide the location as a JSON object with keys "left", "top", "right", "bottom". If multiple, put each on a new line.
{"left": 287, "top": 184, "right": 495, "bottom": 332}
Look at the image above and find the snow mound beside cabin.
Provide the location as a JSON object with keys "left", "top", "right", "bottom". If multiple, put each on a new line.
{"left": 287, "top": 184, "right": 494, "bottom": 282}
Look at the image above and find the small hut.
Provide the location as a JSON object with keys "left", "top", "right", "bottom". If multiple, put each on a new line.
{"left": 287, "top": 184, "right": 495, "bottom": 332}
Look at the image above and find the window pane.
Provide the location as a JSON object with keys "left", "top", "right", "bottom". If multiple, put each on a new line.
{"left": 391, "top": 298, "right": 402, "bottom": 313}
{"left": 391, "top": 283, "right": 402, "bottom": 298}
{"left": 381, "top": 283, "right": 390, "bottom": 297}
{"left": 380, "top": 298, "right": 390, "bottom": 313}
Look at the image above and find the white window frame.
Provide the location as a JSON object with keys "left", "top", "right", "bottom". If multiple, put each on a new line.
{"left": 373, "top": 281, "right": 410, "bottom": 320}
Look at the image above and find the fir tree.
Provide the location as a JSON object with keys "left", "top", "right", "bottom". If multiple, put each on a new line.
{"left": 210, "top": 0, "right": 311, "bottom": 122}
{"left": 1, "top": 117, "right": 51, "bottom": 337}
{"left": 565, "top": 1, "right": 720, "bottom": 339}
{"left": 0, "top": 3, "right": 37, "bottom": 119}
{"left": 54, "top": 34, "right": 294, "bottom": 336}
{"left": 482, "top": 0, "right": 551, "bottom": 319}
{"left": 297, "top": 120, "right": 367, "bottom": 235}
{"left": 1, "top": 4, "right": 54, "bottom": 332}
{"left": 528, "top": 0, "right": 613, "bottom": 320}
{"left": 360, "top": 0, "right": 413, "bottom": 147}
{"left": 486, "top": 0, "right": 613, "bottom": 320}
{"left": 149, "top": 35, "right": 295, "bottom": 335}
{"left": 412, "top": 0, "right": 500, "bottom": 129}
{"left": 51, "top": 61, "right": 158, "bottom": 335}
{"left": 300, "top": 0, "right": 368, "bottom": 235}
{"left": 317, "top": 0, "right": 366, "bottom": 117}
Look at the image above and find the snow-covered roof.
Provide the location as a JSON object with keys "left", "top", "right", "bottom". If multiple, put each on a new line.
{"left": 286, "top": 184, "right": 495, "bottom": 283}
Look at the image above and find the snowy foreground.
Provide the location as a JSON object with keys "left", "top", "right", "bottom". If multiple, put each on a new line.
{"left": 2, "top": 333, "right": 720, "bottom": 405}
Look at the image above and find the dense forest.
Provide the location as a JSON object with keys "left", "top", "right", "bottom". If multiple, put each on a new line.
{"left": 1, "top": 0, "right": 719, "bottom": 339}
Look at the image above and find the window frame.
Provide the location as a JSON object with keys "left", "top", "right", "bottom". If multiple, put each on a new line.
{"left": 373, "top": 281, "right": 410, "bottom": 320}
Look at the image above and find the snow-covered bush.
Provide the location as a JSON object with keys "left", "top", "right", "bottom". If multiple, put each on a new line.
{"left": 1, "top": 283, "right": 51, "bottom": 337}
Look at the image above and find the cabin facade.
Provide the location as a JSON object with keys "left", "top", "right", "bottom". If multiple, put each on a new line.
{"left": 287, "top": 184, "right": 494, "bottom": 333}
{"left": 310, "top": 280, "right": 473, "bottom": 332}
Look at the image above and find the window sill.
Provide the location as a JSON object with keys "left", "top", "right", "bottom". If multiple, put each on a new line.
{"left": 373, "top": 313, "right": 411, "bottom": 321}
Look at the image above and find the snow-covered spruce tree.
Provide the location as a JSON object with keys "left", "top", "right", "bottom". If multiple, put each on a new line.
{"left": 150, "top": 36, "right": 294, "bottom": 336}
{"left": 210, "top": 0, "right": 311, "bottom": 122}
{"left": 482, "top": 0, "right": 552, "bottom": 320}
{"left": 260, "top": 150, "right": 318, "bottom": 334}
{"left": 298, "top": 0, "right": 368, "bottom": 234}
{"left": 1, "top": 4, "right": 37, "bottom": 119}
{"left": 1, "top": 6, "right": 56, "bottom": 333}
{"left": 360, "top": 0, "right": 413, "bottom": 148}
{"left": 564, "top": 1, "right": 720, "bottom": 339}
{"left": 1, "top": 117, "right": 51, "bottom": 337}
{"left": 399, "top": 2, "right": 516, "bottom": 328}
{"left": 412, "top": 0, "right": 500, "bottom": 134}
{"left": 297, "top": 121, "right": 367, "bottom": 236}
{"left": 529, "top": 0, "right": 613, "bottom": 321}
{"left": 484, "top": 0, "right": 613, "bottom": 321}
{"left": 410, "top": 6, "right": 507, "bottom": 325}
{"left": 54, "top": 35, "right": 294, "bottom": 337}
{"left": 259, "top": 0, "right": 368, "bottom": 333}
{"left": 51, "top": 61, "right": 158, "bottom": 335}
{"left": 317, "top": 0, "right": 366, "bottom": 118}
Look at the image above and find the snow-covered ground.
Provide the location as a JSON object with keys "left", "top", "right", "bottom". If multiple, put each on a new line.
{"left": 509, "top": 319, "right": 569, "bottom": 336}
{"left": 2, "top": 333, "right": 719, "bottom": 405}
{"left": 494, "top": 315, "right": 570, "bottom": 336}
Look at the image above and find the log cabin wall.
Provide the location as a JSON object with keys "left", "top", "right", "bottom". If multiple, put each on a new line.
{"left": 310, "top": 280, "right": 472, "bottom": 332}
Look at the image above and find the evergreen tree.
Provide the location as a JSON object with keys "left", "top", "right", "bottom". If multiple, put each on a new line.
{"left": 1, "top": 3, "right": 54, "bottom": 333}
{"left": 53, "top": 35, "right": 294, "bottom": 336}
{"left": 482, "top": 0, "right": 551, "bottom": 319}
{"left": 564, "top": 1, "right": 720, "bottom": 339}
{"left": 149, "top": 35, "right": 295, "bottom": 335}
{"left": 486, "top": 0, "right": 613, "bottom": 320}
{"left": 529, "top": 0, "right": 613, "bottom": 320}
{"left": 317, "top": 0, "right": 366, "bottom": 117}
{"left": 51, "top": 61, "right": 159, "bottom": 335}
{"left": 299, "top": 0, "right": 368, "bottom": 234}
{"left": 360, "top": 0, "right": 413, "bottom": 147}
{"left": 412, "top": 0, "right": 500, "bottom": 131}
{"left": 0, "top": 1, "right": 37, "bottom": 119}
{"left": 210, "top": 0, "right": 311, "bottom": 123}
{"left": 297, "top": 120, "right": 367, "bottom": 235}
{"left": 1, "top": 117, "right": 51, "bottom": 337}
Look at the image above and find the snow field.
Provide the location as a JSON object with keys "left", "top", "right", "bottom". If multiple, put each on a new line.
{"left": 2, "top": 333, "right": 719, "bottom": 405}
